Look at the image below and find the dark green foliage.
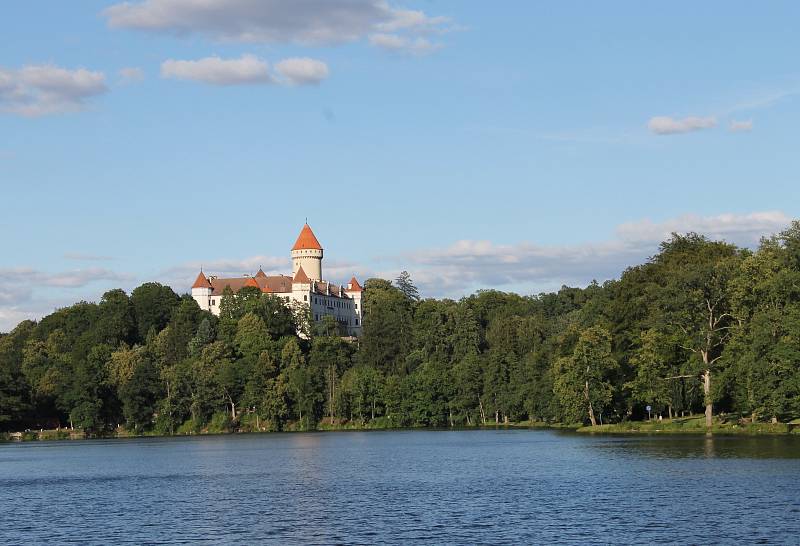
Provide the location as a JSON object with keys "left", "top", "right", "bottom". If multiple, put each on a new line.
{"left": 359, "top": 279, "right": 413, "bottom": 374}
{"left": 130, "top": 283, "right": 181, "bottom": 341}
{"left": 118, "top": 354, "right": 160, "bottom": 432}
{"left": 2, "top": 224, "right": 800, "bottom": 434}
{"left": 396, "top": 270, "right": 420, "bottom": 302}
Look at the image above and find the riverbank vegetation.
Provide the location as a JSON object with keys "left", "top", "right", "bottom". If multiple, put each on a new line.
{"left": 2, "top": 223, "right": 800, "bottom": 437}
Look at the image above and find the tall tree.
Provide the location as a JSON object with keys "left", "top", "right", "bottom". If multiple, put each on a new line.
{"left": 395, "top": 270, "right": 420, "bottom": 302}
{"left": 130, "top": 283, "right": 181, "bottom": 342}
{"left": 651, "top": 233, "right": 742, "bottom": 427}
{"left": 626, "top": 329, "right": 673, "bottom": 418}
{"left": 552, "top": 326, "right": 617, "bottom": 426}
{"left": 360, "top": 279, "right": 413, "bottom": 374}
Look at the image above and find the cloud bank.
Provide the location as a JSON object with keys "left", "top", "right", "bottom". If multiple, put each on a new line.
{"left": 405, "top": 211, "right": 791, "bottom": 297}
{"left": 0, "top": 267, "right": 135, "bottom": 332}
{"left": 0, "top": 64, "right": 108, "bottom": 117}
{"left": 648, "top": 115, "right": 717, "bottom": 135}
{"left": 369, "top": 33, "right": 441, "bottom": 55}
{"left": 1, "top": 211, "right": 792, "bottom": 332}
{"left": 104, "top": 0, "right": 452, "bottom": 53}
{"left": 161, "top": 54, "right": 329, "bottom": 86}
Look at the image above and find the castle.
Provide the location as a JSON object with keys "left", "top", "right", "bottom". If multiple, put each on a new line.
{"left": 191, "top": 223, "right": 363, "bottom": 336}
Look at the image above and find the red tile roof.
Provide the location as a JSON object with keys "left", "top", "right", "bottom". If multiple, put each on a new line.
{"left": 209, "top": 274, "right": 293, "bottom": 296}
{"left": 345, "top": 277, "right": 363, "bottom": 292}
{"left": 292, "top": 223, "right": 323, "bottom": 251}
{"left": 255, "top": 268, "right": 267, "bottom": 279}
{"left": 293, "top": 266, "right": 310, "bottom": 283}
{"left": 192, "top": 271, "right": 212, "bottom": 289}
{"left": 259, "top": 275, "right": 294, "bottom": 293}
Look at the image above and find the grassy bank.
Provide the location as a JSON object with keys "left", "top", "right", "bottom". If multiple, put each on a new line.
{"left": 576, "top": 416, "right": 800, "bottom": 435}
{"left": 5, "top": 417, "right": 799, "bottom": 442}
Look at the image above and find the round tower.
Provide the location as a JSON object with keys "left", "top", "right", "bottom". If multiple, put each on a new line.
{"left": 291, "top": 223, "right": 323, "bottom": 281}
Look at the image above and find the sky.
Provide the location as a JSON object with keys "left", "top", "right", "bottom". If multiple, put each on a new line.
{"left": 1, "top": 1, "right": 799, "bottom": 331}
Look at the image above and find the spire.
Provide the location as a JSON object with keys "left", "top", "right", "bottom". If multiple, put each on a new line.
{"left": 255, "top": 267, "right": 267, "bottom": 279}
{"left": 293, "top": 265, "right": 310, "bottom": 283}
{"left": 345, "top": 276, "right": 363, "bottom": 292}
{"left": 192, "top": 271, "right": 212, "bottom": 289}
{"left": 292, "top": 223, "right": 323, "bottom": 251}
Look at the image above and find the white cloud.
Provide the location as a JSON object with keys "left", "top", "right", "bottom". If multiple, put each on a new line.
{"left": 375, "top": 8, "right": 450, "bottom": 33}
{"left": 369, "top": 33, "right": 441, "bottom": 55}
{"left": 615, "top": 211, "right": 788, "bottom": 246}
{"left": 3, "top": 212, "right": 790, "bottom": 331}
{"left": 0, "top": 308, "right": 40, "bottom": 333}
{"left": 729, "top": 119, "right": 753, "bottom": 132}
{"left": 0, "top": 267, "right": 132, "bottom": 289}
{"left": 648, "top": 115, "right": 717, "bottom": 135}
{"left": 161, "top": 54, "right": 273, "bottom": 85}
{"left": 398, "top": 211, "right": 793, "bottom": 298}
{"left": 118, "top": 66, "right": 145, "bottom": 83}
{"left": 274, "top": 57, "right": 330, "bottom": 85}
{"left": 0, "top": 267, "right": 136, "bottom": 332}
{"left": 160, "top": 54, "right": 329, "bottom": 86}
{"left": 162, "top": 211, "right": 792, "bottom": 302}
{"left": 0, "top": 64, "right": 107, "bottom": 117}
{"left": 103, "top": 0, "right": 452, "bottom": 49}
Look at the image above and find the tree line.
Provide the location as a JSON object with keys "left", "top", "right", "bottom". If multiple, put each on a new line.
{"left": 1, "top": 223, "right": 799, "bottom": 434}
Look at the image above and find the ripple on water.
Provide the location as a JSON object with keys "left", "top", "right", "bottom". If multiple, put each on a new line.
{"left": 1, "top": 431, "right": 799, "bottom": 544}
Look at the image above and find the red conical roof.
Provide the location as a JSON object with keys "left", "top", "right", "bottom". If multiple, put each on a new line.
{"left": 293, "top": 265, "right": 310, "bottom": 283}
{"left": 192, "top": 271, "right": 212, "bottom": 289}
{"left": 292, "top": 223, "right": 322, "bottom": 251}
{"left": 255, "top": 268, "right": 267, "bottom": 279}
{"left": 345, "top": 276, "right": 363, "bottom": 292}
{"left": 244, "top": 277, "right": 259, "bottom": 288}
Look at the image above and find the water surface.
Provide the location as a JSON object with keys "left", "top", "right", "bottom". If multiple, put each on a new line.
{"left": 2, "top": 430, "right": 799, "bottom": 544}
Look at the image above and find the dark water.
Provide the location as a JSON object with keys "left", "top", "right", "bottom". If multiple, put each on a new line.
{"left": 1, "top": 431, "right": 799, "bottom": 545}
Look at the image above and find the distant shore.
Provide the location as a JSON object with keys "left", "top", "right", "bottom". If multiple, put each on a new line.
{"left": 574, "top": 416, "right": 800, "bottom": 435}
{"left": 4, "top": 417, "right": 800, "bottom": 442}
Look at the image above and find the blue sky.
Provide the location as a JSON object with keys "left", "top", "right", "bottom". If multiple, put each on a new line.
{"left": 1, "top": 1, "right": 799, "bottom": 330}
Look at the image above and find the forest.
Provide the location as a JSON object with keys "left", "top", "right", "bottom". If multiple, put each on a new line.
{"left": 1, "top": 223, "right": 799, "bottom": 435}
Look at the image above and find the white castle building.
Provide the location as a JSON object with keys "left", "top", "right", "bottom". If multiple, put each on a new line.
{"left": 191, "top": 223, "right": 363, "bottom": 336}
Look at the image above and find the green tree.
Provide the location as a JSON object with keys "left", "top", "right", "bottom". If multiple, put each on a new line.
{"left": 130, "top": 283, "right": 181, "bottom": 342}
{"left": 651, "top": 233, "right": 742, "bottom": 426}
{"left": 282, "top": 338, "right": 323, "bottom": 428}
{"left": 396, "top": 270, "right": 420, "bottom": 302}
{"left": 95, "top": 289, "right": 135, "bottom": 346}
{"left": 626, "top": 329, "right": 673, "bottom": 418}
{"left": 309, "top": 334, "right": 353, "bottom": 420}
{"left": 118, "top": 354, "right": 160, "bottom": 432}
{"left": 552, "top": 326, "right": 617, "bottom": 425}
{"left": 0, "top": 321, "right": 35, "bottom": 429}
{"left": 360, "top": 279, "right": 413, "bottom": 374}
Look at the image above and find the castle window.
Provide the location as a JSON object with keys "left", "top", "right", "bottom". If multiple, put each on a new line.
{"left": 355, "top": 304, "right": 358, "bottom": 309}
{"left": 304, "top": 295, "right": 308, "bottom": 301}
{"left": 355, "top": 319, "right": 359, "bottom": 325}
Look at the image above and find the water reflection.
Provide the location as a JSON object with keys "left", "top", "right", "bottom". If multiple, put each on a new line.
{"left": 1, "top": 430, "right": 799, "bottom": 544}
{"left": 582, "top": 433, "right": 800, "bottom": 459}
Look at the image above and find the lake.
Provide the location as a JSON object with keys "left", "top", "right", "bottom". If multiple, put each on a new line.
{"left": 1, "top": 430, "right": 799, "bottom": 544}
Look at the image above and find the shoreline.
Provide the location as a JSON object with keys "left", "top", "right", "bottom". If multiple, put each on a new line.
{"left": 3, "top": 418, "right": 799, "bottom": 442}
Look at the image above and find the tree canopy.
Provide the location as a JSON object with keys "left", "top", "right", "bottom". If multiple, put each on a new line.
{"left": 2, "top": 225, "right": 800, "bottom": 434}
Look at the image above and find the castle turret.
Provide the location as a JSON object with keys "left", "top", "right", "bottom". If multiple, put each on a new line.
{"left": 291, "top": 223, "right": 323, "bottom": 281}
{"left": 345, "top": 276, "right": 364, "bottom": 333}
{"left": 191, "top": 270, "right": 213, "bottom": 311}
